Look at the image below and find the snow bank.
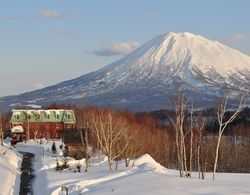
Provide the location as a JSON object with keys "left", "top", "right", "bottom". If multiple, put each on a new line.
{"left": 51, "top": 152, "right": 250, "bottom": 195}
{"left": 0, "top": 143, "right": 22, "bottom": 195}
{"left": 51, "top": 154, "right": 168, "bottom": 195}
{"left": 133, "top": 154, "right": 167, "bottom": 174}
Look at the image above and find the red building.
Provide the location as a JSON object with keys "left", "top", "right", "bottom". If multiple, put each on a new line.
{"left": 10, "top": 109, "right": 76, "bottom": 139}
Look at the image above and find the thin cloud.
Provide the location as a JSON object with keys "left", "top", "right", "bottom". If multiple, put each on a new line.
{"left": 51, "top": 28, "right": 65, "bottom": 33}
{"left": 0, "top": 16, "right": 26, "bottom": 21}
{"left": 9, "top": 16, "right": 26, "bottom": 21}
{"left": 37, "top": 10, "right": 74, "bottom": 19}
{"left": 38, "top": 10, "right": 61, "bottom": 19}
{"left": 222, "top": 34, "right": 250, "bottom": 43}
{"left": 51, "top": 28, "right": 70, "bottom": 35}
{"left": 33, "top": 83, "right": 45, "bottom": 90}
{"left": 93, "top": 41, "right": 140, "bottom": 56}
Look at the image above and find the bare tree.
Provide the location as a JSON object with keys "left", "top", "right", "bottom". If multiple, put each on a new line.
{"left": 33, "top": 111, "right": 40, "bottom": 141}
{"left": 91, "top": 108, "right": 130, "bottom": 170}
{"left": 213, "top": 95, "right": 246, "bottom": 180}
{"left": 188, "top": 104, "right": 194, "bottom": 178}
{"left": 113, "top": 112, "right": 138, "bottom": 168}
{"left": 127, "top": 124, "right": 144, "bottom": 167}
{"left": 0, "top": 112, "right": 3, "bottom": 146}
{"left": 197, "top": 117, "right": 205, "bottom": 179}
{"left": 171, "top": 94, "right": 188, "bottom": 177}
{"left": 75, "top": 106, "right": 93, "bottom": 172}
{"left": 22, "top": 111, "right": 30, "bottom": 140}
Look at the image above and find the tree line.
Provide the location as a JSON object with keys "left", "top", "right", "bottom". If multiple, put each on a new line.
{"left": 1, "top": 94, "right": 250, "bottom": 179}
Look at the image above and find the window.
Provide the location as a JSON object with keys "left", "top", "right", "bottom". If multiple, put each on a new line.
{"left": 28, "top": 114, "right": 31, "bottom": 120}
{"left": 56, "top": 124, "right": 59, "bottom": 129}
{"left": 67, "top": 114, "right": 71, "bottom": 119}
{"left": 47, "top": 114, "right": 50, "bottom": 119}
{"left": 16, "top": 115, "right": 19, "bottom": 120}
{"left": 56, "top": 114, "right": 59, "bottom": 120}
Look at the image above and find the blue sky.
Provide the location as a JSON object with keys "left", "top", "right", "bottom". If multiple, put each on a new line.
{"left": 0, "top": 0, "right": 250, "bottom": 96}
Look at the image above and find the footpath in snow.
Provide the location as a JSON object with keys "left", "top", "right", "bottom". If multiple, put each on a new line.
{"left": 16, "top": 142, "right": 49, "bottom": 195}
{"left": 18, "top": 151, "right": 35, "bottom": 194}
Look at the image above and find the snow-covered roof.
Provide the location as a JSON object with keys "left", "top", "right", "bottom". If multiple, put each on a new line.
{"left": 44, "top": 110, "right": 51, "bottom": 115}
{"left": 12, "top": 112, "right": 20, "bottom": 116}
{"left": 11, "top": 109, "right": 76, "bottom": 123}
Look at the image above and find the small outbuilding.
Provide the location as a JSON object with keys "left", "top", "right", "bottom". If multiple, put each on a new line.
{"left": 63, "top": 129, "right": 86, "bottom": 159}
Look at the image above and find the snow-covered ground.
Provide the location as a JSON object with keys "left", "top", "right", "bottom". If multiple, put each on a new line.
{"left": 5, "top": 140, "right": 248, "bottom": 195}
{"left": 0, "top": 139, "right": 22, "bottom": 195}
{"left": 50, "top": 155, "right": 250, "bottom": 195}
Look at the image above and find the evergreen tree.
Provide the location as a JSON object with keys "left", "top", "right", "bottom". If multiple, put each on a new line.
{"left": 51, "top": 142, "right": 57, "bottom": 154}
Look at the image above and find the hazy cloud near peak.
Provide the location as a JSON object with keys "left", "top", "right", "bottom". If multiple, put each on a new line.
{"left": 37, "top": 10, "right": 74, "bottom": 19}
{"left": 222, "top": 33, "right": 250, "bottom": 43}
{"left": 33, "top": 83, "right": 45, "bottom": 90}
{"left": 93, "top": 41, "right": 140, "bottom": 56}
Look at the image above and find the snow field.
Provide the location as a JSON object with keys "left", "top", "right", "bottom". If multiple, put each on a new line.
{"left": 0, "top": 140, "right": 22, "bottom": 195}
{"left": 1, "top": 140, "right": 249, "bottom": 195}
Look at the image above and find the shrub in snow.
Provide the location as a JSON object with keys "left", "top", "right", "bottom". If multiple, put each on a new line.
{"left": 55, "top": 160, "right": 61, "bottom": 171}
{"left": 72, "top": 153, "right": 78, "bottom": 160}
{"left": 62, "top": 157, "right": 69, "bottom": 169}
{"left": 55, "top": 158, "right": 69, "bottom": 171}
{"left": 51, "top": 142, "right": 57, "bottom": 155}
{"left": 76, "top": 163, "right": 81, "bottom": 172}
{"left": 63, "top": 145, "right": 69, "bottom": 157}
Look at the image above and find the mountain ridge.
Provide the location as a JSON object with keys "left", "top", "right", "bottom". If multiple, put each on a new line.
{"left": 1, "top": 32, "right": 250, "bottom": 111}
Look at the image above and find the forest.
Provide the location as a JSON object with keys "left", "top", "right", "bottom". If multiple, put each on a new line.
{"left": 1, "top": 96, "right": 250, "bottom": 181}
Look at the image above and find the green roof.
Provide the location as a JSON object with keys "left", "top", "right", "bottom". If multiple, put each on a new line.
{"left": 11, "top": 109, "right": 76, "bottom": 123}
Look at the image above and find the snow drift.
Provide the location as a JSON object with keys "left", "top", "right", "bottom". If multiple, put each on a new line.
{"left": 0, "top": 142, "right": 22, "bottom": 195}
{"left": 51, "top": 154, "right": 168, "bottom": 195}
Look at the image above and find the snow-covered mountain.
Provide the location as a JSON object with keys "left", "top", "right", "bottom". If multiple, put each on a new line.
{"left": 1, "top": 32, "right": 250, "bottom": 111}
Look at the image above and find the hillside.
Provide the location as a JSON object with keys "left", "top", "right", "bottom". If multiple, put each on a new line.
{"left": 1, "top": 32, "right": 250, "bottom": 111}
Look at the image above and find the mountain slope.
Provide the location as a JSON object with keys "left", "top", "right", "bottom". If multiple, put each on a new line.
{"left": 1, "top": 32, "right": 250, "bottom": 111}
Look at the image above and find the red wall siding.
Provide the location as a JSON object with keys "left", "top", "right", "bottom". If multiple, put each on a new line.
{"left": 11, "top": 122, "right": 74, "bottom": 139}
